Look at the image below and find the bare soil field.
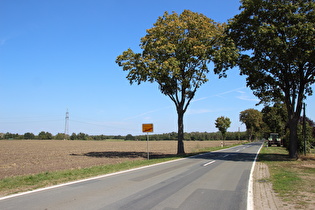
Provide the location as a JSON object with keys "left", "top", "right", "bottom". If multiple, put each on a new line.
{"left": 0, "top": 140, "right": 238, "bottom": 179}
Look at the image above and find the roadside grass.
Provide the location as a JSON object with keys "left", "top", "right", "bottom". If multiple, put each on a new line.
{"left": 0, "top": 144, "right": 238, "bottom": 197}
{"left": 258, "top": 146, "right": 315, "bottom": 208}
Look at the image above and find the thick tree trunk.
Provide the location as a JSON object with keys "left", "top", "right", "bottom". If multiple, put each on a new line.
{"left": 177, "top": 109, "right": 185, "bottom": 155}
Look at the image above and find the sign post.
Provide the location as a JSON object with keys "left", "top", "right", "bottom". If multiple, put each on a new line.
{"left": 142, "top": 124, "right": 153, "bottom": 160}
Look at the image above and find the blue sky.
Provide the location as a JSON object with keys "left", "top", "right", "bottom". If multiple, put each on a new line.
{"left": 0, "top": 0, "right": 314, "bottom": 136}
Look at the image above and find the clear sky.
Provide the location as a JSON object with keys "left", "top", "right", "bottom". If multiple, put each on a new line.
{"left": 0, "top": 0, "right": 314, "bottom": 136}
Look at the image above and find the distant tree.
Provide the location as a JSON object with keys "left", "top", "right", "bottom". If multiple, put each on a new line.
{"left": 215, "top": 116, "right": 231, "bottom": 145}
{"left": 24, "top": 132, "right": 35, "bottom": 139}
{"left": 228, "top": 0, "right": 315, "bottom": 158}
{"left": 55, "top": 133, "right": 66, "bottom": 140}
{"left": 125, "top": 134, "right": 135, "bottom": 140}
{"left": 116, "top": 10, "right": 238, "bottom": 154}
{"left": 38, "top": 131, "right": 53, "bottom": 140}
{"left": 240, "top": 109, "right": 264, "bottom": 141}
{"left": 261, "top": 103, "right": 288, "bottom": 138}
{"left": 77, "top": 132, "right": 89, "bottom": 140}
{"left": 70, "top": 133, "right": 77, "bottom": 140}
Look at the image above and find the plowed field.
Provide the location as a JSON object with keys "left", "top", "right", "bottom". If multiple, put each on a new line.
{"left": 0, "top": 140, "right": 238, "bottom": 179}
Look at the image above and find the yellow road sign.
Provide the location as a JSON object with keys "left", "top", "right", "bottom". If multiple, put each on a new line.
{"left": 142, "top": 124, "right": 153, "bottom": 133}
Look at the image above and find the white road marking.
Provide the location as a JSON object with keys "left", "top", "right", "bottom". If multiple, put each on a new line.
{"left": 203, "top": 160, "right": 216, "bottom": 167}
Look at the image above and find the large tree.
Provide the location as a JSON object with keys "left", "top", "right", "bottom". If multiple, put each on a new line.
{"left": 116, "top": 10, "right": 237, "bottom": 154}
{"left": 240, "top": 109, "right": 264, "bottom": 141}
{"left": 228, "top": 0, "right": 315, "bottom": 158}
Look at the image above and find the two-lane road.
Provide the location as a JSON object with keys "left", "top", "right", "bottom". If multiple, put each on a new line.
{"left": 0, "top": 142, "right": 263, "bottom": 210}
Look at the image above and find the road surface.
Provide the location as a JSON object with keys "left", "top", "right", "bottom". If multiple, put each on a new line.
{"left": 0, "top": 142, "right": 263, "bottom": 210}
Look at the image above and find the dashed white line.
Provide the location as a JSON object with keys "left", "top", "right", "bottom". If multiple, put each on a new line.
{"left": 203, "top": 160, "right": 216, "bottom": 167}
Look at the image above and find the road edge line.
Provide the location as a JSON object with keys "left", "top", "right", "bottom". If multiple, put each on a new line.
{"left": 247, "top": 142, "right": 263, "bottom": 210}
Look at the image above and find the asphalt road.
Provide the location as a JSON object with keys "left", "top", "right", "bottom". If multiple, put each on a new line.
{"left": 0, "top": 142, "right": 263, "bottom": 210}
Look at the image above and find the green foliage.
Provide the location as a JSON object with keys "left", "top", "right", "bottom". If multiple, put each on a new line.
{"left": 37, "top": 131, "right": 53, "bottom": 140}
{"left": 54, "top": 133, "right": 66, "bottom": 140}
{"left": 0, "top": 132, "right": 249, "bottom": 141}
{"left": 261, "top": 103, "right": 287, "bottom": 135}
{"left": 240, "top": 109, "right": 264, "bottom": 141}
{"left": 116, "top": 10, "right": 238, "bottom": 154}
{"left": 135, "top": 131, "right": 247, "bottom": 141}
{"left": 23, "top": 132, "right": 35, "bottom": 139}
{"left": 215, "top": 116, "right": 231, "bottom": 140}
{"left": 125, "top": 134, "right": 135, "bottom": 140}
{"left": 3, "top": 132, "right": 22, "bottom": 140}
{"left": 228, "top": 0, "right": 315, "bottom": 158}
{"left": 297, "top": 117, "right": 315, "bottom": 153}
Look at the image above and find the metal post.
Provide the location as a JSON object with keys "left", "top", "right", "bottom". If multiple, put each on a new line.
{"left": 303, "top": 103, "right": 306, "bottom": 156}
{"left": 147, "top": 133, "right": 150, "bottom": 160}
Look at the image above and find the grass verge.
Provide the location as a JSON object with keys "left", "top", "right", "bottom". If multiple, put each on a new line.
{"left": 0, "top": 144, "right": 238, "bottom": 197}
{"left": 258, "top": 146, "right": 315, "bottom": 208}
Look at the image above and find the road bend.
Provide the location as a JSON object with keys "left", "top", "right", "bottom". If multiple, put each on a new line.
{"left": 0, "top": 141, "right": 263, "bottom": 210}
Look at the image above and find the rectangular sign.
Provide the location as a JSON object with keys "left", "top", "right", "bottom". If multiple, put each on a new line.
{"left": 142, "top": 123, "right": 153, "bottom": 133}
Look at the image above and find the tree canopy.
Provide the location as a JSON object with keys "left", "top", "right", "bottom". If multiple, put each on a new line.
{"left": 228, "top": 0, "right": 315, "bottom": 158}
{"left": 215, "top": 116, "right": 231, "bottom": 143}
{"left": 116, "top": 10, "right": 237, "bottom": 154}
{"left": 240, "top": 109, "right": 264, "bottom": 141}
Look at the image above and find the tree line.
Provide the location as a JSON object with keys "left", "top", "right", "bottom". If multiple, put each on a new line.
{"left": 0, "top": 131, "right": 247, "bottom": 141}
{"left": 239, "top": 104, "right": 315, "bottom": 153}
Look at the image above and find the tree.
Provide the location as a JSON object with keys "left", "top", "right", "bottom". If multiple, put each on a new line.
{"left": 261, "top": 102, "right": 287, "bottom": 136}
{"left": 24, "top": 132, "right": 35, "bottom": 139}
{"left": 240, "top": 109, "right": 264, "bottom": 141}
{"left": 215, "top": 116, "right": 231, "bottom": 145}
{"left": 228, "top": 0, "right": 315, "bottom": 158}
{"left": 55, "top": 133, "right": 66, "bottom": 140}
{"left": 125, "top": 134, "right": 135, "bottom": 140}
{"left": 38, "top": 131, "right": 53, "bottom": 140}
{"left": 70, "top": 133, "right": 77, "bottom": 140}
{"left": 116, "top": 10, "right": 237, "bottom": 154}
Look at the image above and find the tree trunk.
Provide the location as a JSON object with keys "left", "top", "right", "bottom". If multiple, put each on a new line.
{"left": 177, "top": 108, "right": 185, "bottom": 155}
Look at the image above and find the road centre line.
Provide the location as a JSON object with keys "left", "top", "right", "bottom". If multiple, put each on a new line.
{"left": 203, "top": 160, "right": 216, "bottom": 167}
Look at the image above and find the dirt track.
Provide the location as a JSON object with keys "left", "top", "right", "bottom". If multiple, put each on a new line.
{"left": 0, "top": 140, "right": 237, "bottom": 179}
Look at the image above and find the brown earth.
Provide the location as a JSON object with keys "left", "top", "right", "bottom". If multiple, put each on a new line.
{"left": 0, "top": 140, "right": 237, "bottom": 179}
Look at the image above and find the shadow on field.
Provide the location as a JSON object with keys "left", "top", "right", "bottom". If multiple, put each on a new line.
{"left": 70, "top": 151, "right": 178, "bottom": 159}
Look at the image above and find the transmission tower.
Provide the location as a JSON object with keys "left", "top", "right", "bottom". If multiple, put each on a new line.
{"left": 64, "top": 109, "right": 69, "bottom": 140}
